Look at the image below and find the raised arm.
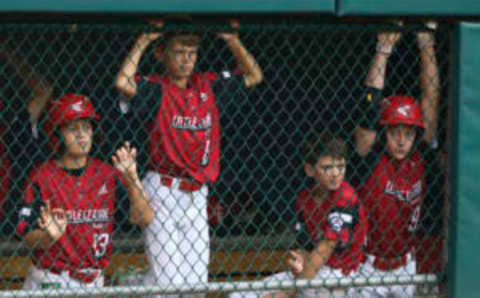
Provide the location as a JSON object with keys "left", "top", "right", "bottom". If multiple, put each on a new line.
{"left": 114, "top": 21, "right": 163, "bottom": 99}
{"left": 217, "top": 21, "right": 263, "bottom": 88}
{"left": 2, "top": 49, "right": 53, "bottom": 123}
{"left": 417, "top": 23, "right": 440, "bottom": 144}
{"left": 112, "top": 142, "right": 153, "bottom": 228}
{"left": 354, "top": 31, "right": 401, "bottom": 156}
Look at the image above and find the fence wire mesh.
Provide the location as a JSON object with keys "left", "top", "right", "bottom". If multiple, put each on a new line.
{"left": 0, "top": 19, "right": 449, "bottom": 297}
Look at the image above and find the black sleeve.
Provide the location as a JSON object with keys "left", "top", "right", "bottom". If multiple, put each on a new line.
{"left": 17, "top": 183, "right": 43, "bottom": 236}
{"left": 294, "top": 213, "right": 315, "bottom": 252}
{"left": 212, "top": 72, "right": 246, "bottom": 110}
{"left": 353, "top": 86, "right": 383, "bottom": 130}
{"left": 327, "top": 204, "right": 360, "bottom": 249}
{"left": 347, "top": 142, "right": 379, "bottom": 190}
{"left": 102, "top": 79, "right": 161, "bottom": 176}
{"left": 123, "top": 78, "right": 163, "bottom": 120}
{"left": 107, "top": 78, "right": 163, "bottom": 139}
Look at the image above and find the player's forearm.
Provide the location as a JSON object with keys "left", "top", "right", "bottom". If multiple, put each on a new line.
{"left": 6, "top": 52, "right": 53, "bottom": 122}
{"left": 27, "top": 81, "right": 53, "bottom": 123}
{"left": 124, "top": 173, "right": 153, "bottom": 227}
{"left": 419, "top": 45, "right": 440, "bottom": 143}
{"left": 115, "top": 35, "right": 152, "bottom": 98}
{"left": 298, "top": 240, "right": 336, "bottom": 279}
{"left": 364, "top": 52, "right": 389, "bottom": 90}
{"left": 225, "top": 37, "right": 263, "bottom": 88}
{"left": 24, "top": 229, "right": 57, "bottom": 250}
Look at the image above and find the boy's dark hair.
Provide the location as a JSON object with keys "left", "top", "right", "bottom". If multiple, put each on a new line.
{"left": 164, "top": 33, "right": 200, "bottom": 49}
{"left": 160, "top": 16, "right": 200, "bottom": 50}
{"left": 301, "top": 131, "right": 347, "bottom": 165}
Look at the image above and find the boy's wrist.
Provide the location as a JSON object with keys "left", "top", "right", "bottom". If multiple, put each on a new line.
{"left": 376, "top": 43, "right": 393, "bottom": 56}
{"left": 225, "top": 36, "right": 241, "bottom": 46}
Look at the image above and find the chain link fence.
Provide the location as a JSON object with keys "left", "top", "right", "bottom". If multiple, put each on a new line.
{"left": 0, "top": 18, "right": 449, "bottom": 297}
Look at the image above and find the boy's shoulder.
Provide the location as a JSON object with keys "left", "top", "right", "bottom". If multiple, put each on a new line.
{"left": 332, "top": 181, "right": 359, "bottom": 206}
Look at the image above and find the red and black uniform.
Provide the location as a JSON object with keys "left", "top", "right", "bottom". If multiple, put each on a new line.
{"left": 350, "top": 91, "right": 441, "bottom": 272}
{"left": 16, "top": 158, "right": 126, "bottom": 280}
{"left": 294, "top": 181, "right": 367, "bottom": 275}
{"left": 118, "top": 71, "right": 244, "bottom": 184}
{"left": 353, "top": 146, "right": 425, "bottom": 270}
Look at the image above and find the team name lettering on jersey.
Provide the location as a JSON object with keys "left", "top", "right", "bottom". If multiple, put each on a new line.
{"left": 66, "top": 208, "right": 109, "bottom": 224}
{"left": 171, "top": 114, "right": 212, "bottom": 131}
{"left": 384, "top": 180, "right": 422, "bottom": 204}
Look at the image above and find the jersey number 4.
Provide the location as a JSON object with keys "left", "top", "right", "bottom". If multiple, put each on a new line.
{"left": 93, "top": 233, "right": 110, "bottom": 258}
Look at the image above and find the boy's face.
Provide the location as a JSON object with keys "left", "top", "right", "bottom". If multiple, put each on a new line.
{"left": 60, "top": 118, "right": 93, "bottom": 158}
{"left": 163, "top": 41, "right": 198, "bottom": 80}
{"left": 305, "top": 155, "right": 346, "bottom": 191}
{"left": 386, "top": 125, "right": 416, "bottom": 160}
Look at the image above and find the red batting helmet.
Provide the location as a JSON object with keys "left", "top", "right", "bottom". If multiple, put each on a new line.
{"left": 45, "top": 93, "right": 100, "bottom": 151}
{"left": 379, "top": 95, "right": 424, "bottom": 128}
{"left": 49, "top": 93, "right": 100, "bottom": 127}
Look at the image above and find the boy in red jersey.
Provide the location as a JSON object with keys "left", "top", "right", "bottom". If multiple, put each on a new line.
{"left": 230, "top": 132, "right": 367, "bottom": 298}
{"left": 16, "top": 93, "right": 153, "bottom": 289}
{"left": 351, "top": 24, "right": 440, "bottom": 297}
{"left": 114, "top": 19, "right": 262, "bottom": 296}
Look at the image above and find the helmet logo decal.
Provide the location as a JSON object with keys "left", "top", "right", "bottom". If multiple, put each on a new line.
{"left": 71, "top": 101, "right": 85, "bottom": 113}
{"left": 397, "top": 105, "right": 412, "bottom": 117}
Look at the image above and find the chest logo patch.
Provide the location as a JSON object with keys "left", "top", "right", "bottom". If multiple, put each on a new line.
{"left": 328, "top": 212, "right": 353, "bottom": 232}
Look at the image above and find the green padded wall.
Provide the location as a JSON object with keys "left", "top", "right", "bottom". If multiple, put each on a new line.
{"left": 338, "top": 0, "right": 480, "bottom": 16}
{"left": 449, "top": 22, "right": 480, "bottom": 298}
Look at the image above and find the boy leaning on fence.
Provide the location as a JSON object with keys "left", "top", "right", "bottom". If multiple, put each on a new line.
{"left": 15, "top": 93, "right": 153, "bottom": 290}
{"left": 229, "top": 132, "right": 368, "bottom": 298}
{"left": 113, "top": 18, "right": 262, "bottom": 297}
{"left": 349, "top": 23, "right": 441, "bottom": 298}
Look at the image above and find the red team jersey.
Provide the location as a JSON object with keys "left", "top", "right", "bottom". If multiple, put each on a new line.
{"left": 360, "top": 151, "right": 425, "bottom": 258}
{"left": 135, "top": 73, "right": 223, "bottom": 184}
{"left": 17, "top": 158, "right": 124, "bottom": 271}
{"left": 295, "top": 181, "right": 367, "bottom": 274}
